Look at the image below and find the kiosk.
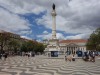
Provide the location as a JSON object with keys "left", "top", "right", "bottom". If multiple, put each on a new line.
{"left": 51, "top": 51, "right": 58, "bottom": 57}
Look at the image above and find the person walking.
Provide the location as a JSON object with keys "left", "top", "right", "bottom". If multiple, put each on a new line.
{"left": 4, "top": 53, "right": 8, "bottom": 61}
{"left": 89, "top": 51, "right": 95, "bottom": 62}
{"left": 0, "top": 53, "right": 2, "bottom": 59}
{"left": 65, "top": 55, "right": 67, "bottom": 61}
{"left": 92, "top": 51, "right": 95, "bottom": 62}
{"left": 72, "top": 54, "right": 75, "bottom": 61}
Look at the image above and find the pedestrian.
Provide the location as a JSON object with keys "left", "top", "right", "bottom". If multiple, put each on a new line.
{"left": 92, "top": 51, "right": 95, "bottom": 62}
{"left": 67, "top": 55, "right": 72, "bottom": 62}
{"left": 4, "top": 53, "right": 8, "bottom": 61}
{"left": 89, "top": 51, "right": 93, "bottom": 61}
{"left": 84, "top": 52, "right": 89, "bottom": 61}
{"left": 29, "top": 52, "right": 32, "bottom": 57}
{"left": 0, "top": 53, "right": 2, "bottom": 59}
{"left": 28, "top": 52, "right": 30, "bottom": 58}
{"left": 65, "top": 55, "right": 67, "bottom": 61}
{"left": 89, "top": 51, "right": 95, "bottom": 62}
{"left": 72, "top": 54, "right": 75, "bottom": 61}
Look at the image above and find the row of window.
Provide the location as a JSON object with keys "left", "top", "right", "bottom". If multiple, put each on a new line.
{"left": 60, "top": 47, "right": 86, "bottom": 51}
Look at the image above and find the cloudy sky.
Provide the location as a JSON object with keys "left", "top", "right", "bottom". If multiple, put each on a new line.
{"left": 0, "top": 0, "right": 100, "bottom": 41}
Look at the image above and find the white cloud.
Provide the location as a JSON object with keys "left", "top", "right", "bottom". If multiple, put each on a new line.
{"left": 37, "top": 33, "right": 52, "bottom": 40}
{"left": 43, "top": 31, "right": 49, "bottom": 34}
{"left": 19, "top": 30, "right": 32, "bottom": 35}
{"left": 0, "top": 0, "right": 100, "bottom": 40}
{"left": 37, "top": 32, "right": 65, "bottom": 40}
{"left": 36, "top": 39, "right": 42, "bottom": 42}
{"left": 66, "top": 33, "right": 91, "bottom": 40}
{"left": 0, "top": 0, "right": 45, "bottom": 15}
{"left": 56, "top": 33, "right": 65, "bottom": 40}
{"left": 37, "top": 32, "right": 90, "bottom": 40}
{"left": 36, "top": 0, "right": 100, "bottom": 35}
{"left": 0, "top": 7, "right": 31, "bottom": 35}
{"left": 21, "top": 36, "right": 32, "bottom": 40}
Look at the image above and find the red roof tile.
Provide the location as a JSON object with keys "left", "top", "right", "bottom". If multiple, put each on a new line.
{"left": 59, "top": 39, "right": 87, "bottom": 43}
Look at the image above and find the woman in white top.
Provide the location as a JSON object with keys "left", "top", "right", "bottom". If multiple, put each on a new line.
{"left": 72, "top": 54, "right": 75, "bottom": 61}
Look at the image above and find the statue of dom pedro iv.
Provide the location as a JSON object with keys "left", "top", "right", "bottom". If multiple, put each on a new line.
{"left": 52, "top": 3, "right": 55, "bottom": 10}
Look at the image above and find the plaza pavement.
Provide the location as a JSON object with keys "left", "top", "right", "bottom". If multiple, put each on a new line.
{"left": 0, "top": 55, "right": 100, "bottom": 75}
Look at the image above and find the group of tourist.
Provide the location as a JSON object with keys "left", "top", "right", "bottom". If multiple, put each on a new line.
{"left": 0, "top": 51, "right": 36, "bottom": 61}
{"left": 65, "top": 54, "right": 75, "bottom": 62}
{"left": 65, "top": 50, "right": 96, "bottom": 62}
{"left": 83, "top": 51, "right": 95, "bottom": 62}
{"left": 21, "top": 52, "right": 35, "bottom": 57}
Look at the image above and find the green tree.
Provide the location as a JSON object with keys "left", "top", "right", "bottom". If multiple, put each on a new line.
{"left": 0, "top": 33, "right": 10, "bottom": 53}
{"left": 20, "top": 40, "right": 45, "bottom": 54}
{"left": 34, "top": 43, "right": 45, "bottom": 54}
{"left": 8, "top": 39, "right": 20, "bottom": 53}
{"left": 21, "top": 40, "right": 37, "bottom": 52}
{"left": 21, "top": 41, "right": 28, "bottom": 52}
{"left": 86, "top": 28, "right": 100, "bottom": 51}
{"left": 27, "top": 40, "right": 35, "bottom": 51}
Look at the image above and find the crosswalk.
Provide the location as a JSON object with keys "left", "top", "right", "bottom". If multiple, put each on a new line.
{"left": 0, "top": 55, "right": 100, "bottom": 75}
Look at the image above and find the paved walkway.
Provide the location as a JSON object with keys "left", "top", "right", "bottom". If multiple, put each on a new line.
{"left": 0, "top": 55, "right": 100, "bottom": 75}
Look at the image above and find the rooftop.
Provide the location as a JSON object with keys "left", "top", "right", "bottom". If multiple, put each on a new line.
{"left": 59, "top": 39, "right": 87, "bottom": 43}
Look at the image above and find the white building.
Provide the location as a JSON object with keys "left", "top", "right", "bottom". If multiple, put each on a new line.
{"left": 44, "top": 39, "right": 87, "bottom": 55}
{"left": 59, "top": 39, "right": 87, "bottom": 54}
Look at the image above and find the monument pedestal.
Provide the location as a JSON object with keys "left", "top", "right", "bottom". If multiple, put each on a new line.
{"left": 44, "top": 39, "right": 60, "bottom": 57}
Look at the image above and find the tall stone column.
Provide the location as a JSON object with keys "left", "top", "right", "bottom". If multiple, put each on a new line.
{"left": 51, "top": 4, "right": 57, "bottom": 39}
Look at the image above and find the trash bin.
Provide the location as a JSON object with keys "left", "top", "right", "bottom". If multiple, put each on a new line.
{"left": 77, "top": 51, "right": 83, "bottom": 57}
{"left": 51, "top": 51, "right": 58, "bottom": 57}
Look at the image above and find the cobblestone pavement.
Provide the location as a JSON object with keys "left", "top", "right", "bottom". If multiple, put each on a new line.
{"left": 0, "top": 55, "right": 100, "bottom": 75}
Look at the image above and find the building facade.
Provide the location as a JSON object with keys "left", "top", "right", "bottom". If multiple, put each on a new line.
{"left": 59, "top": 39, "right": 87, "bottom": 54}
{"left": 43, "top": 39, "right": 87, "bottom": 55}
